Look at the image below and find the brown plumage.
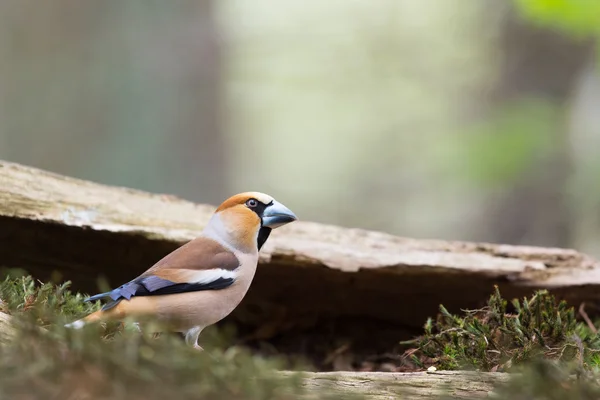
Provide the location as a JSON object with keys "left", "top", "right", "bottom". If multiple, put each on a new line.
{"left": 145, "top": 238, "right": 240, "bottom": 282}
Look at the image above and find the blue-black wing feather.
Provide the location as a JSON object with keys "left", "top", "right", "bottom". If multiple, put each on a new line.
{"left": 85, "top": 274, "right": 234, "bottom": 311}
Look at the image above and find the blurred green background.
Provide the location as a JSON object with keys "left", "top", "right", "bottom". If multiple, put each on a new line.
{"left": 1, "top": 0, "right": 600, "bottom": 256}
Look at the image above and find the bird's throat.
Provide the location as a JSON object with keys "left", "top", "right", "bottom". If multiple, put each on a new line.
{"left": 257, "top": 226, "right": 271, "bottom": 251}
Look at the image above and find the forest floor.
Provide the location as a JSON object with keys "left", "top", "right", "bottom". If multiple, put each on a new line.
{"left": 2, "top": 273, "right": 600, "bottom": 399}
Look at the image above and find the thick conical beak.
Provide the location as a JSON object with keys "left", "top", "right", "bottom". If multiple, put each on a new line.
{"left": 262, "top": 200, "right": 297, "bottom": 228}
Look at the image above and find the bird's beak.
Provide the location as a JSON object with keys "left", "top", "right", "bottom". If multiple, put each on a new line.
{"left": 262, "top": 200, "right": 297, "bottom": 228}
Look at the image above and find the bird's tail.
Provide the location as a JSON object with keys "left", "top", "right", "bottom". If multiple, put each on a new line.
{"left": 64, "top": 308, "right": 107, "bottom": 329}
{"left": 64, "top": 290, "right": 117, "bottom": 329}
{"left": 84, "top": 291, "right": 113, "bottom": 303}
{"left": 65, "top": 294, "right": 152, "bottom": 330}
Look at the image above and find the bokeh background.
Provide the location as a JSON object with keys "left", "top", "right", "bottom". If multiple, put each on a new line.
{"left": 1, "top": 0, "right": 600, "bottom": 256}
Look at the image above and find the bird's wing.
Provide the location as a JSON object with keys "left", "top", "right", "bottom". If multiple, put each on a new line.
{"left": 85, "top": 237, "right": 240, "bottom": 311}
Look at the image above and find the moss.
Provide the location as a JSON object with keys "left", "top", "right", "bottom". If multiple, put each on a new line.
{"left": 0, "top": 271, "right": 100, "bottom": 323}
{"left": 412, "top": 286, "right": 600, "bottom": 399}
{"left": 405, "top": 286, "right": 600, "bottom": 372}
{"left": 0, "top": 272, "right": 350, "bottom": 400}
{"left": 490, "top": 359, "right": 600, "bottom": 400}
{"left": 7, "top": 273, "right": 600, "bottom": 399}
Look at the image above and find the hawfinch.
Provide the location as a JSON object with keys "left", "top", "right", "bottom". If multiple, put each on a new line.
{"left": 66, "top": 192, "right": 297, "bottom": 350}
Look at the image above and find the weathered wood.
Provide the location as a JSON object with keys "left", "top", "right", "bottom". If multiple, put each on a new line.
{"left": 284, "top": 370, "right": 509, "bottom": 399}
{"left": 1, "top": 159, "right": 600, "bottom": 356}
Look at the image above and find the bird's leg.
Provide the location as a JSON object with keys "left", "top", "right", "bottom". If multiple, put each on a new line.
{"left": 184, "top": 326, "right": 204, "bottom": 351}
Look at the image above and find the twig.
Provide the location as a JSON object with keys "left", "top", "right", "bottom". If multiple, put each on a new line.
{"left": 579, "top": 302, "right": 597, "bottom": 334}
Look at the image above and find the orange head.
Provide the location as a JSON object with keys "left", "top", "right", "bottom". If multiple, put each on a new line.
{"left": 204, "top": 192, "right": 297, "bottom": 253}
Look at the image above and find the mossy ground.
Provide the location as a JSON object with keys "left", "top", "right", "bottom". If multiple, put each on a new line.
{"left": 0, "top": 271, "right": 334, "bottom": 400}
{"left": 406, "top": 285, "right": 600, "bottom": 399}
{"left": 3, "top": 271, "right": 600, "bottom": 400}
{"left": 403, "top": 286, "right": 600, "bottom": 372}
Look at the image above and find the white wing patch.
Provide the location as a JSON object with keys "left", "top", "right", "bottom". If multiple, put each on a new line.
{"left": 190, "top": 268, "right": 237, "bottom": 285}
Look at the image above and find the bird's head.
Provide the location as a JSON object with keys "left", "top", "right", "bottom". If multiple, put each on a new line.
{"left": 203, "top": 192, "right": 297, "bottom": 253}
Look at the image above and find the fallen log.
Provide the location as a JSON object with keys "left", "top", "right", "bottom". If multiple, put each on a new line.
{"left": 1, "top": 160, "right": 600, "bottom": 364}
{"left": 286, "top": 370, "right": 508, "bottom": 399}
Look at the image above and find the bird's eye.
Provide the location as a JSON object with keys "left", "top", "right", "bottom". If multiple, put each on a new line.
{"left": 246, "top": 198, "right": 258, "bottom": 208}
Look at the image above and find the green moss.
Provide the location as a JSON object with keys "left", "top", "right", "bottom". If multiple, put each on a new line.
{"left": 406, "top": 286, "right": 600, "bottom": 372}
{"left": 492, "top": 359, "right": 600, "bottom": 400}
{"left": 7, "top": 274, "right": 600, "bottom": 399}
{"left": 0, "top": 273, "right": 100, "bottom": 323}
{"left": 0, "top": 273, "right": 350, "bottom": 400}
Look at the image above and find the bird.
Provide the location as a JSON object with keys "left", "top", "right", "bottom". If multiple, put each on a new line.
{"left": 65, "top": 192, "right": 297, "bottom": 350}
